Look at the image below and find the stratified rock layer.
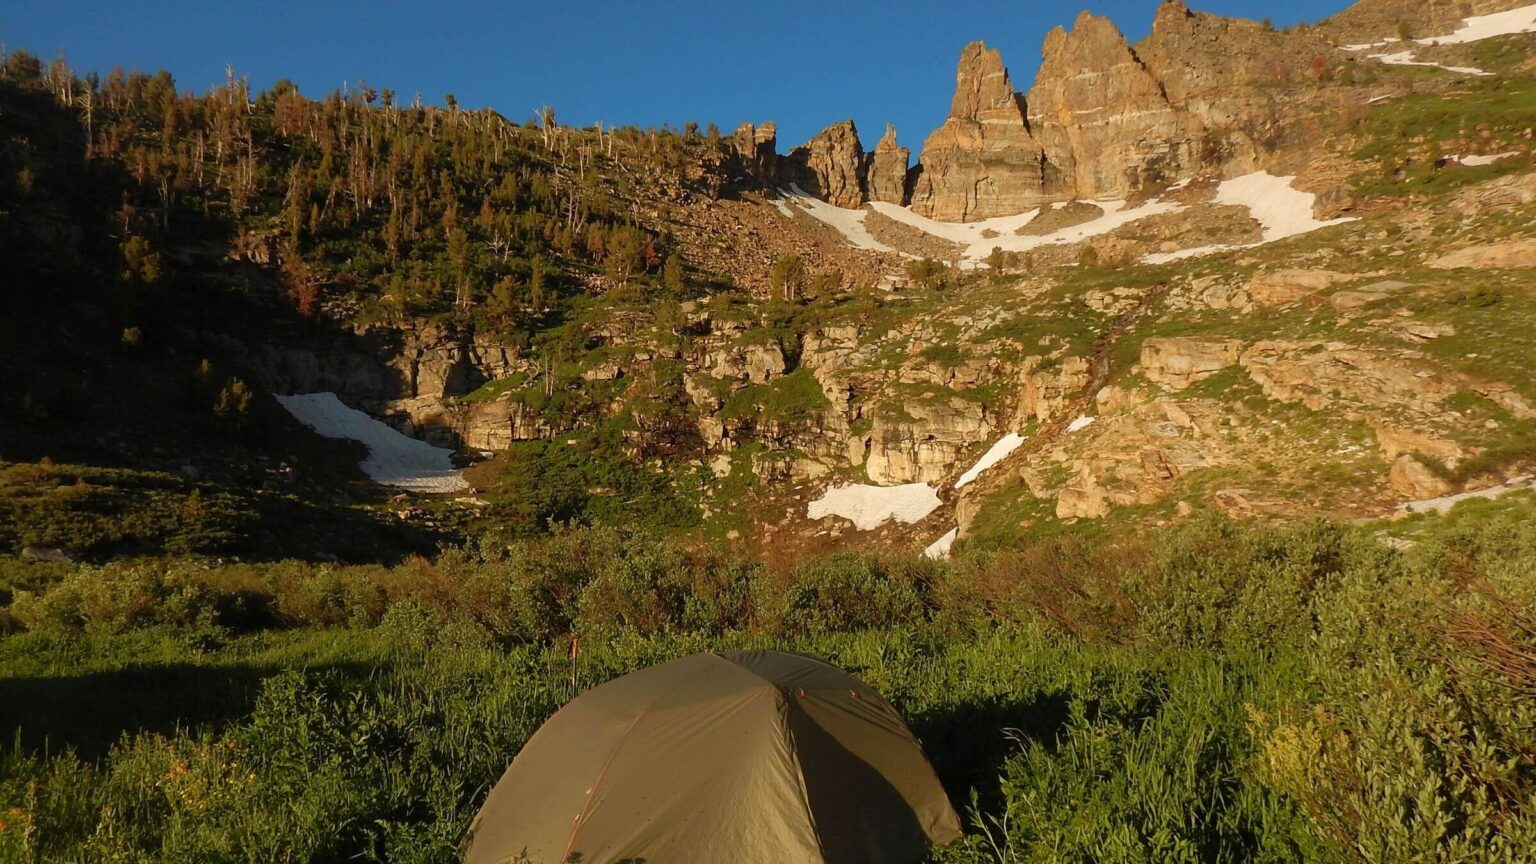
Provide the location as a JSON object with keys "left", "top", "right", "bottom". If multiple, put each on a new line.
{"left": 866, "top": 125, "right": 911, "bottom": 205}
{"left": 730, "top": 122, "right": 778, "bottom": 185}
{"left": 1026, "top": 11, "right": 1202, "bottom": 200}
{"left": 908, "top": 42, "right": 1052, "bottom": 221}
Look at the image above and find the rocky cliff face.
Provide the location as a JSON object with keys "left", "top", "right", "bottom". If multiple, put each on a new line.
{"left": 730, "top": 122, "right": 779, "bottom": 185}
{"left": 1026, "top": 11, "right": 1202, "bottom": 200}
{"left": 866, "top": 125, "right": 911, "bottom": 205}
{"left": 908, "top": 42, "right": 1053, "bottom": 221}
{"left": 784, "top": 119, "right": 866, "bottom": 208}
{"left": 766, "top": 0, "right": 1355, "bottom": 220}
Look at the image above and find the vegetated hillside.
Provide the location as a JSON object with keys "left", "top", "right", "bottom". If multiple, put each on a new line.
{"left": 7, "top": 0, "right": 1536, "bottom": 560}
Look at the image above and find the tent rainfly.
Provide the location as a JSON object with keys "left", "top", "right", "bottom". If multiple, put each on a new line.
{"left": 467, "top": 650, "right": 962, "bottom": 864}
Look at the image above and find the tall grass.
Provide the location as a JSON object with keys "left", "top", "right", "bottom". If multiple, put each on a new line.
{"left": 2, "top": 511, "right": 1535, "bottom": 862}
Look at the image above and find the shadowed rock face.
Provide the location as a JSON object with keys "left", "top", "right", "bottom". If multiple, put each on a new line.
{"left": 731, "top": 121, "right": 779, "bottom": 185}
{"left": 908, "top": 42, "right": 1052, "bottom": 221}
{"left": 785, "top": 119, "right": 867, "bottom": 208}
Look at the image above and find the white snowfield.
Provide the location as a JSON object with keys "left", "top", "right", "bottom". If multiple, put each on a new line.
{"left": 275, "top": 392, "right": 469, "bottom": 493}
{"left": 923, "top": 527, "right": 958, "bottom": 560}
{"left": 779, "top": 185, "right": 899, "bottom": 253}
{"left": 1455, "top": 151, "right": 1519, "bottom": 166}
{"left": 866, "top": 201, "right": 1040, "bottom": 245}
{"left": 1066, "top": 415, "right": 1097, "bottom": 433}
{"left": 1371, "top": 50, "right": 1490, "bottom": 76}
{"left": 1143, "top": 172, "right": 1356, "bottom": 263}
{"left": 780, "top": 189, "right": 1179, "bottom": 267}
{"left": 807, "top": 482, "right": 942, "bottom": 531}
{"left": 1418, "top": 3, "right": 1536, "bottom": 44}
{"left": 781, "top": 171, "right": 1351, "bottom": 268}
{"left": 955, "top": 433, "right": 1027, "bottom": 489}
{"left": 1397, "top": 475, "right": 1536, "bottom": 516}
{"left": 1341, "top": 3, "right": 1536, "bottom": 74}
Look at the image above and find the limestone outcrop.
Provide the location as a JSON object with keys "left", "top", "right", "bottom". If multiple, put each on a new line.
{"left": 1239, "top": 341, "right": 1456, "bottom": 417}
{"left": 1013, "top": 356, "right": 1091, "bottom": 424}
{"left": 730, "top": 122, "right": 778, "bottom": 185}
{"left": 1140, "top": 338, "right": 1242, "bottom": 390}
{"left": 1026, "top": 12, "right": 1202, "bottom": 199}
{"left": 1428, "top": 238, "right": 1536, "bottom": 270}
{"left": 864, "top": 395, "right": 995, "bottom": 485}
{"left": 769, "top": 0, "right": 1348, "bottom": 219}
{"left": 866, "top": 125, "right": 911, "bottom": 205}
{"left": 1052, "top": 400, "right": 1232, "bottom": 519}
{"left": 908, "top": 42, "right": 1051, "bottom": 221}
{"left": 784, "top": 119, "right": 866, "bottom": 208}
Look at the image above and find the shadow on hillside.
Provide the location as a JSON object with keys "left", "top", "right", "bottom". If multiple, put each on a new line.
{"left": 910, "top": 691, "right": 1073, "bottom": 826}
{"left": 0, "top": 660, "right": 372, "bottom": 760}
{"left": 0, "top": 77, "right": 452, "bottom": 565}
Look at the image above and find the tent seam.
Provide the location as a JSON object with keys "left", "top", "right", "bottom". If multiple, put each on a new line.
{"left": 780, "top": 688, "right": 828, "bottom": 863}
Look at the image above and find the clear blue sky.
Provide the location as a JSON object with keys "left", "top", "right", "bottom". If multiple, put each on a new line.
{"left": 4, "top": 0, "right": 1348, "bottom": 153}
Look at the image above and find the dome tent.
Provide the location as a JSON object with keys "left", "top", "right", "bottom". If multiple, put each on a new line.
{"left": 467, "top": 650, "right": 962, "bottom": 864}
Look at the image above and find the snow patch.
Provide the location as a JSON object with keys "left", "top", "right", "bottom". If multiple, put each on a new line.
{"left": 923, "top": 527, "right": 958, "bottom": 560}
{"left": 1453, "top": 151, "right": 1519, "bottom": 166}
{"left": 1143, "top": 244, "right": 1232, "bottom": 264}
{"left": 866, "top": 197, "right": 1182, "bottom": 266}
{"left": 866, "top": 201, "right": 1041, "bottom": 245}
{"left": 1066, "top": 415, "right": 1096, "bottom": 433}
{"left": 1341, "top": 38, "right": 1402, "bottom": 51}
{"left": 1218, "top": 172, "right": 1355, "bottom": 243}
{"left": 275, "top": 392, "right": 469, "bottom": 493}
{"left": 963, "top": 198, "right": 1182, "bottom": 264}
{"left": 807, "top": 482, "right": 942, "bottom": 531}
{"left": 1369, "top": 50, "right": 1490, "bottom": 76}
{"left": 1417, "top": 3, "right": 1536, "bottom": 44}
{"left": 1142, "top": 172, "right": 1356, "bottom": 263}
{"left": 778, "top": 185, "right": 899, "bottom": 254}
{"left": 954, "top": 432, "right": 1027, "bottom": 489}
{"left": 1341, "top": 5, "right": 1536, "bottom": 76}
{"left": 787, "top": 170, "right": 1350, "bottom": 268}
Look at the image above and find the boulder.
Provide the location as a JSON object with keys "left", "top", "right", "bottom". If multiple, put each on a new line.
{"left": 1246, "top": 270, "right": 1355, "bottom": 307}
{"left": 1056, "top": 466, "right": 1111, "bottom": 519}
{"left": 1389, "top": 454, "right": 1454, "bottom": 499}
{"left": 1139, "top": 337, "right": 1242, "bottom": 389}
{"left": 20, "top": 546, "right": 76, "bottom": 563}
{"left": 1428, "top": 238, "right": 1536, "bottom": 270}
{"left": 1372, "top": 423, "right": 1462, "bottom": 464}
{"left": 1328, "top": 280, "right": 1410, "bottom": 314}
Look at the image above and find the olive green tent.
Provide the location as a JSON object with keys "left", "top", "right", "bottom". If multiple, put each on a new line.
{"left": 467, "top": 650, "right": 962, "bottom": 864}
